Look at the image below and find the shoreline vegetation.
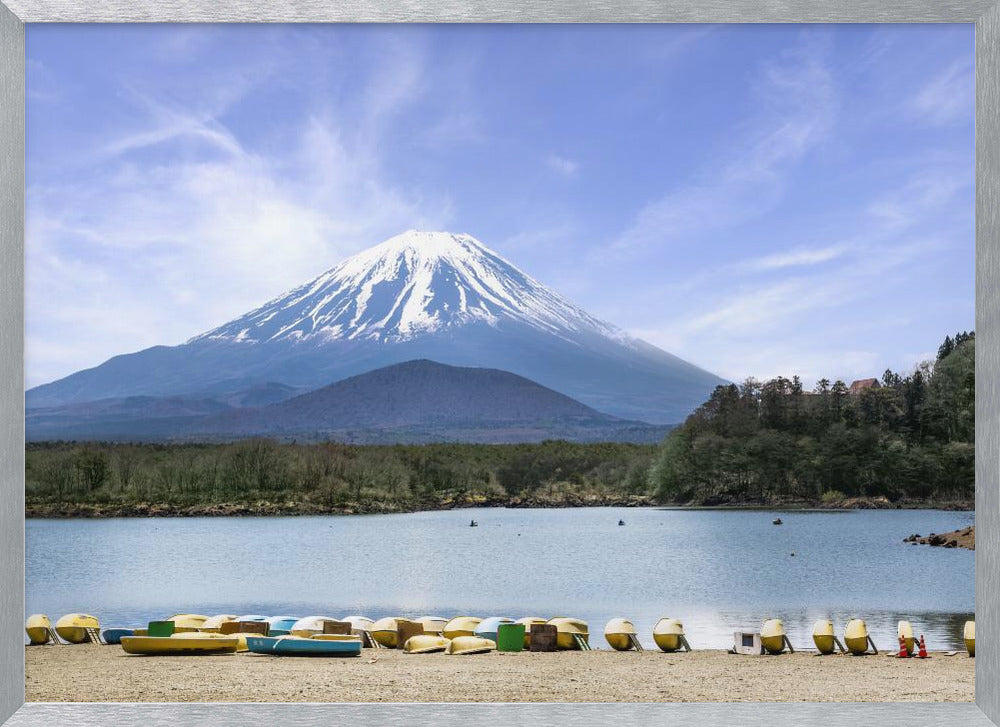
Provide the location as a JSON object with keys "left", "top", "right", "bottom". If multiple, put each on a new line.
{"left": 26, "top": 333, "right": 975, "bottom": 520}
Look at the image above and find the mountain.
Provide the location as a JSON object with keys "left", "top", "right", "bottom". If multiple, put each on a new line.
{"left": 181, "top": 359, "right": 671, "bottom": 444}
{"left": 26, "top": 230, "right": 725, "bottom": 425}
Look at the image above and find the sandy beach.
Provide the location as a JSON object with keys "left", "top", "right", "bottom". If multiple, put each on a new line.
{"left": 25, "top": 644, "right": 974, "bottom": 703}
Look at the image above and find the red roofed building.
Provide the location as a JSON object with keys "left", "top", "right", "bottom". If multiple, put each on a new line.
{"left": 848, "top": 378, "right": 880, "bottom": 395}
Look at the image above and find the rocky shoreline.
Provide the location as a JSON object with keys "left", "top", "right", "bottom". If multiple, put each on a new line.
{"left": 904, "top": 526, "right": 975, "bottom": 550}
{"left": 25, "top": 493, "right": 972, "bottom": 519}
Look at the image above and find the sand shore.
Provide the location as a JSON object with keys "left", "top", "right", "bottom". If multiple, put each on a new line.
{"left": 26, "top": 644, "right": 973, "bottom": 703}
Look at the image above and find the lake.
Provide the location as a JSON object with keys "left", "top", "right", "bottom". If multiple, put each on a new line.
{"left": 26, "top": 507, "right": 975, "bottom": 650}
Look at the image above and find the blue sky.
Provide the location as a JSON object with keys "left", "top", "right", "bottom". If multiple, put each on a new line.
{"left": 26, "top": 24, "right": 974, "bottom": 389}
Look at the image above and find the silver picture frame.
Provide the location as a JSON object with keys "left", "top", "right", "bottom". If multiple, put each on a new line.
{"left": 1, "top": 2, "right": 997, "bottom": 725}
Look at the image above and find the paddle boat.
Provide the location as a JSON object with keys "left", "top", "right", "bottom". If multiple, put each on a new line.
{"left": 267, "top": 616, "right": 300, "bottom": 636}
{"left": 897, "top": 620, "right": 915, "bottom": 655}
{"left": 760, "top": 619, "right": 791, "bottom": 654}
{"left": 371, "top": 617, "right": 409, "bottom": 648}
{"left": 342, "top": 616, "right": 375, "bottom": 634}
{"left": 246, "top": 634, "right": 362, "bottom": 657}
{"left": 474, "top": 617, "right": 515, "bottom": 642}
{"left": 811, "top": 619, "right": 844, "bottom": 655}
{"left": 443, "top": 616, "right": 482, "bottom": 640}
{"left": 289, "top": 616, "right": 339, "bottom": 638}
{"left": 416, "top": 616, "right": 449, "bottom": 635}
{"left": 200, "top": 615, "right": 239, "bottom": 632}
{"left": 844, "top": 619, "right": 877, "bottom": 655}
{"left": 55, "top": 613, "right": 100, "bottom": 644}
{"left": 516, "top": 617, "right": 547, "bottom": 648}
{"left": 604, "top": 618, "right": 640, "bottom": 651}
{"left": 445, "top": 636, "right": 496, "bottom": 655}
{"left": 403, "top": 634, "right": 451, "bottom": 654}
{"left": 25, "top": 614, "right": 53, "bottom": 645}
{"left": 547, "top": 617, "right": 590, "bottom": 650}
{"left": 964, "top": 620, "right": 975, "bottom": 657}
{"left": 100, "top": 628, "right": 134, "bottom": 645}
{"left": 236, "top": 614, "right": 268, "bottom": 622}
{"left": 166, "top": 614, "right": 210, "bottom": 633}
{"left": 120, "top": 632, "right": 238, "bottom": 655}
{"left": 652, "top": 618, "right": 688, "bottom": 652}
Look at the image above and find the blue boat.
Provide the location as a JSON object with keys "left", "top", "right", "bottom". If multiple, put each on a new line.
{"left": 474, "top": 617, "right": 515, "bottom": 642}
{"left": 100, "top": 628, "right": 134, "bottom": 645}
{"left": 266, "top": 616, "right": 299, "bottom": 636}
{"left": 246, "top": 635, "right": 362, "bottom": 657}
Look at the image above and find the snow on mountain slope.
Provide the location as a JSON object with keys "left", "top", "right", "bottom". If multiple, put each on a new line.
{"left": 192, "top": 230, "right": 628, "bottom": 346}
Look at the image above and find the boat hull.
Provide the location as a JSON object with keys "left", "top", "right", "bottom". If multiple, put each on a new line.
{"left": 844, "top": 619, "right": 871, "bottom": 655}
{"left": 604, "top": 618, "right": 638, "bottom": 651}
{"left": 404, "top": 635, "right": 451, "bottom": 654}
{"left": 474, "top": 617, "right": 515, "bottom": 643}
{"left": 247, "top": 635, "right": 362, "bottom": 657}
{"left": 760, "top": 619, "right": 787, "bottom": 655}
{"left": 55, "top": 613, "right": 100, "bottom": 644}
{"left": 25, "top": 615, "right": 52, "bottom": 645}
{"left": 548, "top": 618, "right": 589, "bottom": 650}
{"left": 101, "top": 628, "right": 134, "bottom": 645}
{"left": 964, "top": 621, "right": 975, "bottom": 657}
{"left": 812, "top": 620, "right": 836, "bottom": 655}
{"left": 443, "top": 616, "right": 482, "bottom": 640}
{"left": 120, "top": 634, "right": 238, "bottom": 655}
{"left": 445, "top": 636, "right": 495, "bottom": 655}
{"left": 652, "top": 618, "right": 686, "bottom": 653}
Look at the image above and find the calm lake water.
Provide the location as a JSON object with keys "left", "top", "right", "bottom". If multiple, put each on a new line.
{"left": 26, "top": 507, "right": 975, "bottom": 650}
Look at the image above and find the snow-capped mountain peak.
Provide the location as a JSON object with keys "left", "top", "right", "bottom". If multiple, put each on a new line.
{"left": 193, "top": 230, "right": 624, "bottom": 345}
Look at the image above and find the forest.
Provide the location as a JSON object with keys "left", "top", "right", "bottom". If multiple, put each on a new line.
{"left": 649, "top": 333, "right": 975, "bottom": 506}
{"left": 25, "top": 333, "right": 975, "bottom": 515}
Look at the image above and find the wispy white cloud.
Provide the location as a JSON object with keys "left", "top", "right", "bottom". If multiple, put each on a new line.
{"left": 912, "top": 59, "right": 974, "bottom": 126}
{"left": 606, "top": 33, "right": 837, "bottom": 257}
{"left": 545, "top": 154, "right": 580, "bottom": 177}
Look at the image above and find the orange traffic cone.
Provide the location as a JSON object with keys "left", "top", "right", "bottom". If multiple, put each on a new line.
{"left": 897, "top": 635, "right": 909, "bottom": 658}
{"left": 917, "top": 635, "right": 928, "bottom": 658}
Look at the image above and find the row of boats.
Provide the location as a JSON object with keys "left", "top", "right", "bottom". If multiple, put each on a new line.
{"left": 25, "top": 613, "right": 976, "bottom": 657}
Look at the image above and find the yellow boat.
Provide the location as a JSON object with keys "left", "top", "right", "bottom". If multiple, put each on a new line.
{"left": 26, "top": 614, "right": 53, "bottom": 645}
{"left": 844, "top": 619, "right": 876, "bottom": 655}
{"left": 416, "top": 616, "right": 449, "bottom": 635}
{"left": 652, "top": 618, "right": 687, "bottom": 652}
{"left": 372, "top": 617, "right": 417, "bottom": 648}
{"left": 200, "top": 614, "right": 238, "bottom": 632}
{"left": 812, "top": 619, "right": 843, "bottom": 655}
{"left": 964, "top": 621, "right": 975, "bottom": 657}
{"left": 121, "top": 632, "right": 238, "bottom": 655}
{"left": 443, "top": 616, "right": 482, "bottom": 640}
{"left": 55, "top": 613, "right": 100, "bottom": 644}
{"left": 289, "top": 616, "right": 340, "bottom": 638}
{"left": 341, "top": 616, "right": 375, "bottom": 635}
{"left": 445, "top": 636, "right": 495, "bottom": 655}
{"left": 547, "top": 617, "right": 589, "bottom": 650}
{"left": 897, "top": 620, "right": 915, "bottom": 655}
{"left": 760, "top": 619, "right": 789, "bottom": 654}
{"left": 516, "top": 617, "right": 547, "bottom": 648}
{"left": 403, "top": 634, "right": 451, "bottom": 654}
{"left": 166, "top": 614, "right": 210, "bottom": 633}
{"left": 604, "top": 618, "right": 639, "bottom": 651}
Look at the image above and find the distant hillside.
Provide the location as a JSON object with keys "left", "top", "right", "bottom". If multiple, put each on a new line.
{"left": 28, "top": 360, "right": 671, "bottom": 444}
{"left": 184, "top": 359, "right": 670, "bottom": 444}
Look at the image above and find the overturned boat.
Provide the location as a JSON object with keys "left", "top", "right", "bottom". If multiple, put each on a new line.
{"left": 25, "top": 614, "right": 54, "bottom": 645}
{"left": 445, "top": 636, "right": 496, "bottom": 655}
{"left": 474, "top": 617, "right": 515, "bottom": 643}
{"left": 55, "top": 613, "right": 100, "bottom": 644}
{"left": 844, "top": 619, "right": 877, "bottom": 655}
{"left": 812, "top": 619, "right": 844, "bottom": 655}
{"left": 443, "top": 616, "right": 482, "bottom": 640}
{"left": 760, "top": 619, "right": 792, "bottom": 654}
{"left": 604, "top": 618, "right": 640, "bottom": 651}
{"left": 200, "top": 615, "right": 238, "bottom": 633}
{"left": 403, "top": 634, "right": 451, "bottom": 654}
{"left": 897, "top": 620, "right": 915, "bottom": 655}
{"left": 548, "top": 617, "right": 590, "bottom": 650}
{"left": 652, "top": 618, "right": 689, "bottom": 652}
{"left": 964, "top": 620, "right": 975, "bottom": 657}
{"left": 516, "top": 617, "right": 547, "bottom": 648}
{"left": 289, "top": 616, "right": 340, "bottom": 638}
{"left": 120, "top": 632, "right": 238, "bottom": 655}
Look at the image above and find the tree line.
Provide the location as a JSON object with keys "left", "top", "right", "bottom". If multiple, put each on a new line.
{"left": 648, "top": 333, "right": 975, "bottom": 505}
